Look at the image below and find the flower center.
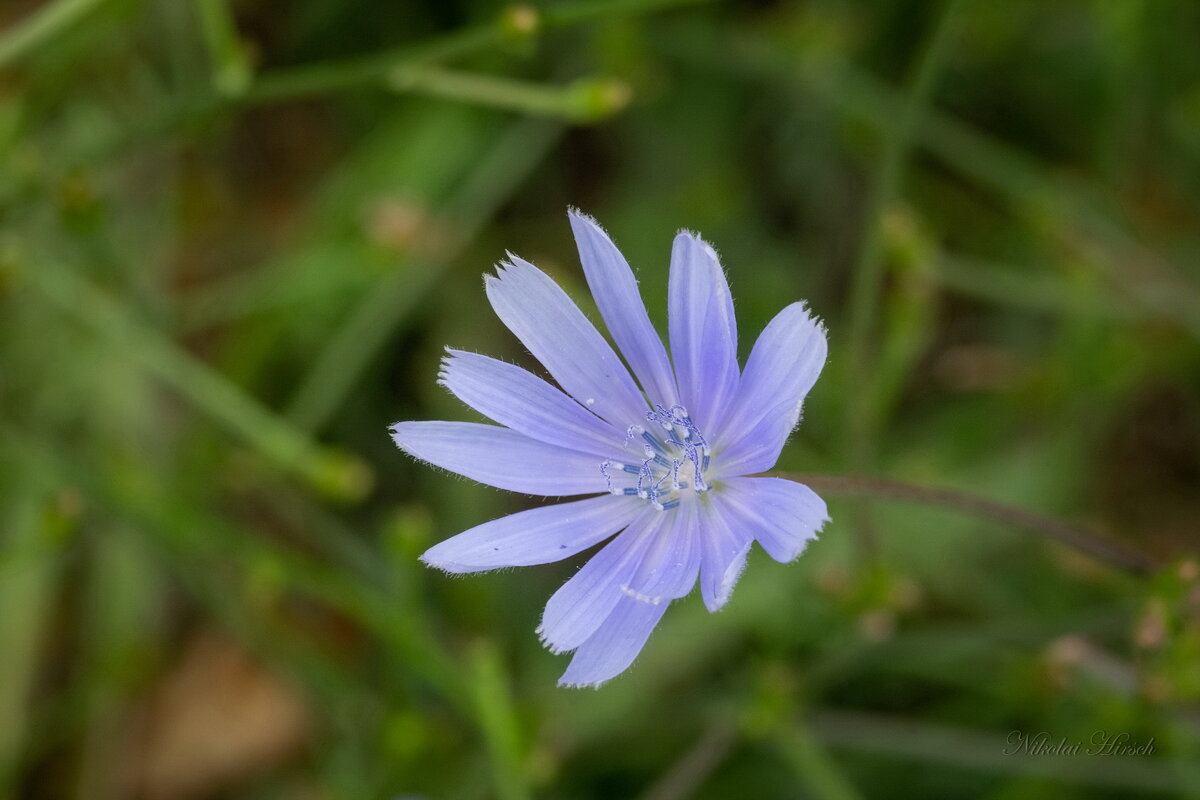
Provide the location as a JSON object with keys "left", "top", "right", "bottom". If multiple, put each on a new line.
{"left": 600, "top": 404, "right": 711, "bottom": 511}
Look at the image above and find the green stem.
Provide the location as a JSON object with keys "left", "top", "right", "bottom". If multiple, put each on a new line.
{"left": 933, "top": 253, "right": 1141, "bottom": 322}
{"left": 389, "top": 66, "right": 630, "bottom": 121}
{"left": 662, "top": 26, "right": 1200, "bottom": 340}
{"left": 840, "top": 0, "right": 962, "bottom": 551}
{"left": 821, "top": 55, "right": 1200, "bottom": 339}
{"left": 470, "top": 641, "right": 531, "bottom": 800}
{"left": 543, "top": 0, "right": 707, "bottom": 24}
{"left": 5, "top": 425, "right": 472, "bottom": 720}
{"left": 843, "top": 0, "right": 961, "bottom": 468}
{"left": 0, "top": 492, "right": 57, "bottom": 792}
{"left": 244, "top": 0, "right": 707, "bottom": 105}
{"left": 243, "top": 26, "right": 497, "bottom": 104}
{"left": 26, "top": 262, "right": 371, "bottom": 501}
{"left": 774, "top": 721, "right": 864, "bottom": 800}
{"left": 193, "top": 0, "right": 252, "bottom": 95}
{"left": 79, "top": 0, "right": 713, "bottom": 164}
{"left": 0, "top": 0, "right": 108, "bottom": 70}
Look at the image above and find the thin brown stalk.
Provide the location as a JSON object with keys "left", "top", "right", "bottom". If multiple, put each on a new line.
{"left": 780, "top": 473, "right": 1160, "bottom": 577}
{"left": 637, "top": 720, "right": 738, "bottom": 800}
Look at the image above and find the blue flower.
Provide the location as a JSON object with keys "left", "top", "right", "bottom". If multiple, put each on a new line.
{"left": 390, "top": 210, "right": 828, "bottom": 687}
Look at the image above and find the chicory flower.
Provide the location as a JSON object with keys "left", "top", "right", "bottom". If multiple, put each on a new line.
{"left": 391, "top": 210, "right": 828, "bottom": 687}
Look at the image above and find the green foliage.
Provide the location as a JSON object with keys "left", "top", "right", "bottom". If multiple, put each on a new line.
{"left": 1, "top": 0, "right": 1199, "bottom": 797}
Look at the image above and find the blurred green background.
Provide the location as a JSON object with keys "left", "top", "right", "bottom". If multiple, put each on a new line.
{"left": 2, "top": 0, "right": 1199, "bottom": 797}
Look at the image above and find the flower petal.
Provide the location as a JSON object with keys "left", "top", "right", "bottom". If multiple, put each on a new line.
{"left": 390, "top": 421, "right": 608, "bottom": 496}
{"left": 714, "top": 303, "right": 827, "bottom": 477}
{"left": 697, "top": 500, "right": 752, "bottom": 612}
{"left": 568, "top": 210, "right": 678, "bottom": 407}
{"left": 623, "top": 500, "right": 701, "bottom": 602}
{"left": 485, "top": 256, "right": 649, "bottom": 428}
{"left": 668, "top": 232, "right": 739, "bottom": 434}
{"left": 420, "top": 494, "right": 641, "bottom": 574}
{"left": 557, "top": 594, "right": 669, "bottom": 688}
{"left": 537, "top": 509, "right": 661, "bottom": 653}
{"left": 439, "top": 349, "right": 623, "bottom": 457}
{"left": 718, "top": 477, "right": 828, "bottom": 563}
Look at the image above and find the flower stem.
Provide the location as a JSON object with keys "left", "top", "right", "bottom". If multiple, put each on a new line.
{"left": 637, "top": 720, "right": 736, "bottom": 800}
{"left": 27, "top": 261, "right": 372, "bottom": 502}
{"left": 780, "top": 473, "right": 1159, "bottom": 577}
{"left": 470, "top": 641, "right": 531, "bottom": 800}
{"left": 243, "top": 0, "right": 706, "bottom": 104}
{"left": 74, "top": 0, "right": 714, "bottom": 165}
{"left": 388, "top": 66, "right": 631, "bottom": 122}
{"left": 193, "top": 0, "right": 253, "bottom": 96}
{"left": 774, "top": 721, "right": 864, "bottom": 800}
{"left": 0, "top": 0, "right": 108, "bottom": 70}
{"left": 840, "top": 0, "right": 963, "bottom": 552}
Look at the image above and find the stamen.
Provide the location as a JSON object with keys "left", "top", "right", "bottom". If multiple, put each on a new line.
{"left": 601, "top": 402, "right": 713, "bottom": 511}
{"left": 641, "top": 430, "right": 666, "bottom": 453}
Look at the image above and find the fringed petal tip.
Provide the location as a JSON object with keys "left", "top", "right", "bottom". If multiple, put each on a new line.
{"left": 674, "top": 230, "right": 729, "bottom": 272}
{"left": 553, "top": 594, "right": 669, "bottom": 688}
{"left": 535, "top": 625, "right": 571, "bottom": 656}
{"left": 567, "top": 206, "right": 602, "bottom": 229}
{"left": 569, "top": 206, "right": 679, "bottom": 409}
{"left": 496, "top": 251, "right": 535, "bottom": 277}
{"left": 786, "top": 301, "right": 830, "bottom": 344}
{"left": 566, "top": 209, "right": 623, "bottom": 262}
{"left": 389, "top": 420, "right": 439, "bottom": 460}
{"left": 484, "top": 254, "right": 523, "bottom": 284}
{"left": 772, "top": 508, "right": 831, "bottom": 564}
{"left": 418, "top": 540, "right": 504, "bottom": 575}
{"left": 388, "top": 421, "right": 411, "bottom": 450}
{"left": 417, "top": 550, "right": 470, "bottom": 575}
{"left": 556, "top": 675, "right": 611, "bottom": 690}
